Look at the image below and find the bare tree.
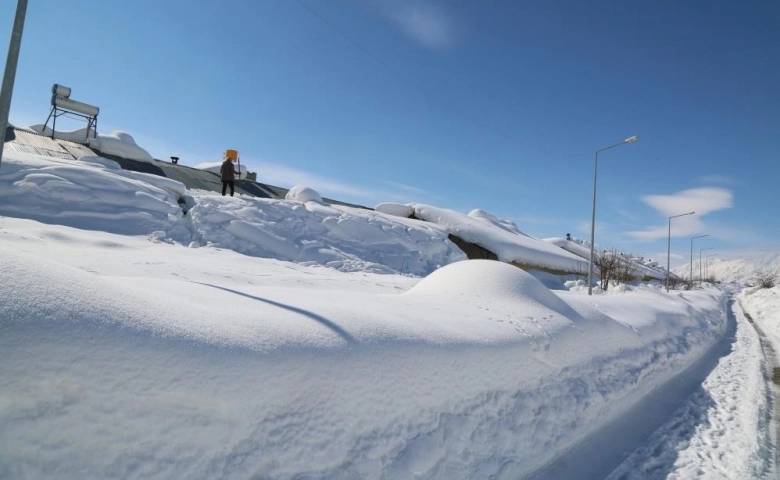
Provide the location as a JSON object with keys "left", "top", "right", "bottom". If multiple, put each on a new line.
{"left": 613, "top": 252, "right": 636, "bottom": 287}
{"left": 667, "top": 275, "right": 685, "bottom": 290}
{"left": 593, "top": 248, "right": 620, "bottom": 291}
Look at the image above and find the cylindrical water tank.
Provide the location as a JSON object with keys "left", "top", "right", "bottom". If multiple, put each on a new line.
{"left": 52, "top": 95, "right": 99, "bottom": 117}
{"left": 52, "top": 84, "right": 71, "bottom": 97}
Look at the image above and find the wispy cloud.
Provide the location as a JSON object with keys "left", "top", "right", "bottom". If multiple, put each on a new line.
{"left": 695, "top": 174, "right": 737, "bottom": 185}
{"left": 650, "top": 252, "right": 685, "bottom": 263}
{"left": 381, "top": 180, "right": 428, "bottom": 196}
{"left": 615, "top": 207, "right": 640, "bottom": 222}
{"left": 258, "top": 162, "right": 376, "bottom": 199}
{"left": 626, "top": 187, "right": 733, "bottom": 241}
{"left": 378, "top": 1, "right": 460, "bottom": 50}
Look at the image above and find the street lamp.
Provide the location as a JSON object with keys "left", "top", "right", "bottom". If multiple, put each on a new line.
{"left": 0, "top": 0, "right": 30, "bottom": 169}
{"left": 690, "top": 234, "right": 709, "bottom": 289}
{"left": 705, "top": 253, "right": 718, "bottom": 279}
{"left": 588, "top": 135, "right": 638, "bottom": 295}
{"left": 666, "top": 211, "right": 695, "bottom": 292}
{"left": 699, "top": 247, "right": 713, "bottom": 286}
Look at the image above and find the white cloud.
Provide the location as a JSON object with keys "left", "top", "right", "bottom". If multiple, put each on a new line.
{"left": 642, "top": 187, "right": 733, "bottom": 217}
{"left": 626, "top": 187, "right": 733, "bottom": 241}
{"left": 257, "top": 161, "right": 376, "bottom": 200}
{"left": 380, "top": 1, "right": 460, "bottom": 50}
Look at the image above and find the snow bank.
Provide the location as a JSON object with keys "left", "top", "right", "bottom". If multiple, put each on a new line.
{"left": 0, "top": 151, "right": 182, "bottom": 235}
{"left": 741, "top": 285, "right": 780, "bottom": 348}
{"left": 73, "top": 155, "right": 186, "bottom": 200}
{"left": 183, "top": 195, "right": 465, "bottom": 276}
{"left": 0, "top": 235, "right": 729, "bottom": 479}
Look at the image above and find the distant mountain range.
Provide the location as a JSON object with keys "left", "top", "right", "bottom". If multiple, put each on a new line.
{"left": 673, "top": 251, "right": 780, "bottom": 285}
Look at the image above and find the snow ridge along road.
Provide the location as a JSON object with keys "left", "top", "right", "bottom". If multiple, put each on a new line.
{"left": 602, "top": 294, "right": 776, "bottom": 480}
{"left": 740, "top": 295, "right": 780, "bottom": 472}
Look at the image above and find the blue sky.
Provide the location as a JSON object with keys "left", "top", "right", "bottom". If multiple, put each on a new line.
{"left": 2, "top": 0, "right": 778, "bottom": 266}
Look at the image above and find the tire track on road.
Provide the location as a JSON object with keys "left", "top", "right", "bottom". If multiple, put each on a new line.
{"left": 739, "top": 298, "right": 780, "bottom": 469}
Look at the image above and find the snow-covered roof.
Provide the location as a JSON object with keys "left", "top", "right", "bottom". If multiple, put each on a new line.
{"left": 545, "top": 237, "right": 666, "bottom": 280}
{"left": 404, "top": 203, "right": 589, "bottom": 273}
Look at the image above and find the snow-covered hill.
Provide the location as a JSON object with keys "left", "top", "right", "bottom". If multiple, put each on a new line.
{"left": 675, "top": 252, "right": 780, "bottom": 286}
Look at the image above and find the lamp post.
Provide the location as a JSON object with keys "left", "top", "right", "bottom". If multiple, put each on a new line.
{"left": 666, "top": 211, "right": 695, "bottom": 292}
{"left": 699, "top": 247, "right": 713, "bottom": 286}
{"left": 0, "top": 0, "right": 29, "bottom": 169}
{"left": 705, "top": 253, "right": 718, "bottom": 280}
{"left": 588, "top": 135, "right": 638, "bottom": 295}
{"left": 690, "top": 235, "right": 709, "bottom": 289}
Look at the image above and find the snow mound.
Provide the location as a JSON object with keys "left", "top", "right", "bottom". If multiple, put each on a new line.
{"left": 88, "top": 130, "right": 154, "bottom": 162}
{"left": 285, "top": 185, "right": 323, "bottom": 203}
{"left": 375, "top": 202, "right": 414, "bottom": 218}
{"left": 408, "top": 259, "right": 574, "bottom": 311}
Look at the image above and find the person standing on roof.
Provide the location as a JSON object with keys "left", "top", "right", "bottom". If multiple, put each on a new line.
{"left": 220, "top": 155, "right": 236, "bottom": 197}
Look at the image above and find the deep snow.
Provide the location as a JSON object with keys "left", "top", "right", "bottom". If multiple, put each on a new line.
{"left": 0, "top": 148, "right": 776, "bottom": 479}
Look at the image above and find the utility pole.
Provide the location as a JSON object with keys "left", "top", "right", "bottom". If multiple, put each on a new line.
{"left": 0, "top": 0, "right": 29, "bottom": 169}
{"left": 666, "top": 211, "right": 694, "bottom": 292}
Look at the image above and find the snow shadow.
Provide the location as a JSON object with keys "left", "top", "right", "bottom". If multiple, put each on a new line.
{"left": 194, "top": 282, "right": 356, "bottom": 344}
{"left": 532, "top": 300, "right": 738, "bottom": 480}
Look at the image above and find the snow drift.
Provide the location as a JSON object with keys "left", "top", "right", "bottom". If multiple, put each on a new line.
{"left": 0, "top": 147, "right": 743, "bottom": 479}
{"left": 0, "top": 151, "right": 182, "bottom": 235}
{"left": 0, "top": 243, "right": 728, "bottom": 478}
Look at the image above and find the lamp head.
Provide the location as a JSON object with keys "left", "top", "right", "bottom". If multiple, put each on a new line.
{"left": 624, "top": 135, "right": 638, "bottom": 143}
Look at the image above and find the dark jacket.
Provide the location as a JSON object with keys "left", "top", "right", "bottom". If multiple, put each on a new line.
{"left": 220, "top": 160, "right": 235, "bottom": 181}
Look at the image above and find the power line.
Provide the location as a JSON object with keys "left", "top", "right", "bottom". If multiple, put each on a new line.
{"left": 295, "top": 0, "right": 579, "bottom": 154}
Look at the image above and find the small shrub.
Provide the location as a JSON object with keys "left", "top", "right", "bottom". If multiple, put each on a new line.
{"left": 756, "top": 271, "right": 777, "bottom": 289}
